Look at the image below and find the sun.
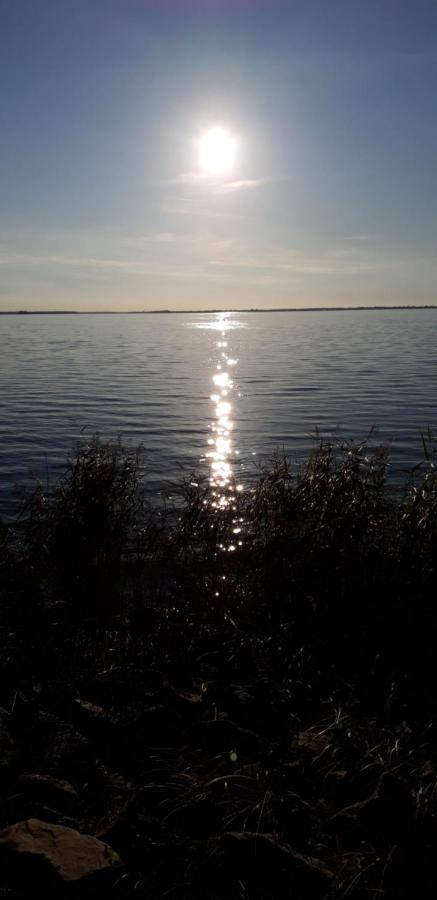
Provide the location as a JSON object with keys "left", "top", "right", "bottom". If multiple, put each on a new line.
{"left": 198, "top": 127, "right": 237, "bottom": 176}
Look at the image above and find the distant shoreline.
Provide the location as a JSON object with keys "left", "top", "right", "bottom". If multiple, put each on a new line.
{"left": 1, "top": 305, "right": 436, "bottom": 316}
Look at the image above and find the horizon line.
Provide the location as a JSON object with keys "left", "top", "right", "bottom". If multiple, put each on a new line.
{"left": 1, "top": 305, "right": 437, "bottom": 315}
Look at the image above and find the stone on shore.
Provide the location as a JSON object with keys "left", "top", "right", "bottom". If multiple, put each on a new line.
{"left": 0, "top": 818, "right": 121, "bottom": 885}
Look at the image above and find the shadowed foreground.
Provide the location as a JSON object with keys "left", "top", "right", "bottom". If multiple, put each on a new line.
{"left": 1, "top": 436, "right": 437, "bottom": 897}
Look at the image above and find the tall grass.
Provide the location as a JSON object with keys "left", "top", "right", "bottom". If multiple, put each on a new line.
{"left": 1, "top": 433, "right": 437, "bottom": 697}
{"left": 2, "top": 435, "right": 437, "bottom": 896}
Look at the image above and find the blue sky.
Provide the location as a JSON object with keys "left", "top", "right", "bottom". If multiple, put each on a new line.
{"left": 1, "top": 0, "right": 436, "bottom": 310}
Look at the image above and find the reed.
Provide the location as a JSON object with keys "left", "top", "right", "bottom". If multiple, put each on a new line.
{"left": 1, "top": 435, "right": 437, "bottom": 897}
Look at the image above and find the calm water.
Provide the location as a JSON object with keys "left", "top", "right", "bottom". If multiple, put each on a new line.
{"left": 1, "top": 309, "right": 436, "bottom": 514}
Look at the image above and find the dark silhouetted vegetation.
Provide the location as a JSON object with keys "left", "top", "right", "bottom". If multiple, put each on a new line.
{"left": 1, "top": 435, "right": 437, "bottom": 897}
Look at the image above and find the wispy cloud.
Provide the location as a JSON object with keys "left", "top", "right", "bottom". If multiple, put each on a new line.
{"left": 161, "top": 203, "right": 242, "bottom": 220}
{"left": 136, "top": 232, "right": 177, "bottom": 243}
{"left": 207, "top": 244, "right": 391, "bottom": 276}
{"left": 0, "top": 253, "right": 143, "bottom": 272}
{"left": 160, "top": 205, "right": 192, "bottom": 216}
{"left": 0, "top": 237, "right": 404, "bottom": 299}
{"left": 121, "top": 232, "right": 179, "bottom": 247}
{"left": 213, "top": 177, "right": 276, "bottom": 195}
{"left": 0, "top": 252, "right": 174, "bottom": 277}
{"left": 168, "top": 171, "right": 207, "bottom": 186}
{"left": 0, "top": 250, "right": 229, "bottom": 283}
{"left": 167, "top": 172, "right": 277, "bottom": 194}
{"left": 345, "top": 234, "right": 374, "bottom": 242}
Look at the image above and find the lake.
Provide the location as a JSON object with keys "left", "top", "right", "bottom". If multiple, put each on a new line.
{"left": 1, "top": 309, "right": 436, "bottom": 515}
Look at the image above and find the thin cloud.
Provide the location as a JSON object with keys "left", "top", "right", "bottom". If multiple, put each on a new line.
{"left": 138, "top": 232, "right": 177, "bottom": 243}
{"left": 0, "top": 251, "right": 229, "bottom": 283}
{"left": 168, "top": 172, "right": 208, "bottom": 186}
{"left": 0, "top": 253, "right": 165, "bottom": 276}
{"left": 0, "top": 240, "right": 400, "bottom": 293}
{"left": 207, "top": 244, "right": 392, "bottom": 276}
{"left": 122, "top": 232, "right": 179, "bottom": 247}
{"left": 168, "top": 173, "right": 277, "bottom": 193}
{"left": 214, "top": 177, "right": 276, "bottom": 194}
{"left": 161, "top": 205, "right": 191, "bottom": 215}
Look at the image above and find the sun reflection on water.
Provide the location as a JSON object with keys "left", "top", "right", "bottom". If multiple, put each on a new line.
{"left": 203, "top": 313, "right": 245, "bottom": 549}
{"left": 190, "top": 312, "right": 246, "bottom": 564}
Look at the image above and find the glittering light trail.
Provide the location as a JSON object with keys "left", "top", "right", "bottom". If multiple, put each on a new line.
{"left": 205, "top": 313, "right": 245, "bottom": 556}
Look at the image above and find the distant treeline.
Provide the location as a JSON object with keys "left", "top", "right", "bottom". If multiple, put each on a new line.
{"left": 1, "top": 305, "right": 436, "bottom": 315}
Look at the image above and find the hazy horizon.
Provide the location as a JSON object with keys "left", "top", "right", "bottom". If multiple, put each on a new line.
{"left": 1, "top": 0, "right": 436, "bottom": 312}
{"left": 2, "top": 304, "right": 437, "bottom": 315}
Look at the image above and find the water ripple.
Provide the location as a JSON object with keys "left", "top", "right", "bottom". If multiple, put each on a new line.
{"left": 1, "top": 309, "right": 437, "bottom": 514}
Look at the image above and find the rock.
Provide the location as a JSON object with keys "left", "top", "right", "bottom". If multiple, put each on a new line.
{"left": 331, "top": 772, "right": 413, "bottom": 846}
{"left": 90, "top": 769, "right": 134, "bottom": 846}
{"left": 0, "top": 706, "right": 14, "bottom": 763}
{"left": 8, "top": 690, "right": 35, "bottom": 727}
{"left": 295, "top": 729, "right": 333, "bottom": 758}
{"left": 6, "top": 776, "right": 80, "bottom": 829}
{"left": 70, "top": 700, "right": 134, "bottom": 767}
{"left": 164, "top": 685, "right": 203, "bottom": 719}
{"left": 72, "top": 699, "right": 119, "bottom": 740}
{"left": 0, "top": 818, "right": 121, "bottom": 885}
{"left": 0, "top": 706, "right": 14, "bottom": 765}
{"left": 121, "top": 702, "right": 184, "bottom": 753}
{"left": 40, "top": 711, "right": 93, "bottom": 775}
{"left": 7, "top": 801, "right": 80, "bottom": 831}
{"left": 16, "top": 773, "right": 79, "bottom": 812}
{"left": 216, "top": 831, "right": 333, "bottom": 896}
{"left": 11, "top": 703, "right": 93, "bottom": 778}
{"left": 0, "top": 706, "right": 15, "bottom": 788}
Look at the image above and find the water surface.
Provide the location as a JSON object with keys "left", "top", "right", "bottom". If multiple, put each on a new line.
{"left": 1, "top": 309, "right": 436, "bottom": 513}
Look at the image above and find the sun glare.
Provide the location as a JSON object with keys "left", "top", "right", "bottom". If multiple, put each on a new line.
{"left": 198, "top": 127, "right": 237, "bottom": 176}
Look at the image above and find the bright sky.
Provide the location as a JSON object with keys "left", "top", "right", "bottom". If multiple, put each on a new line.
{"left": 1, "top": 0, "right": 436, "bottom": 311}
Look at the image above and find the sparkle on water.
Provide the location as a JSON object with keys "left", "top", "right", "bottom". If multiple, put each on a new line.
{"left": 204, "top": 313, "right": 245, "bottom": 553}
